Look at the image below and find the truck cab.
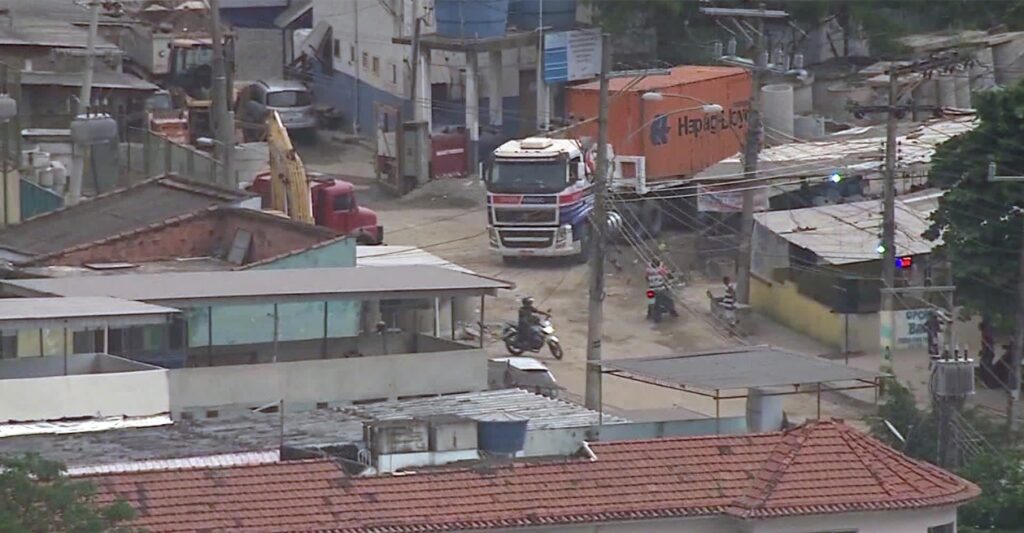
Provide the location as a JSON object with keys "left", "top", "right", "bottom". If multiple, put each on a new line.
{"left": 485, "top": 137, "right": 593, "bottom": 261}
{"left": 248, "top": 172, "right": 383, "bottom": 244}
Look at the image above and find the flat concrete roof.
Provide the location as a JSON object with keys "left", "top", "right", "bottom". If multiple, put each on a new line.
{"left": 2, "top": 266, "right": 513, "bottom": 306}
{"left": 601, "top": 345, "right": 883, "bottom": 392}
{"left": 0, "top": 297, "right": 179, "bottom": 330}
{"left": 0, "top": 390, "right": 625, "bottom": 468}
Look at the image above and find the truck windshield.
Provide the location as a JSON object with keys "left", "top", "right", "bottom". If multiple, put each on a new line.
{"left": 267, "top": 90, "right": 313, "bottom": 108}
{"left": 490, "top": 160, "right": 566, "bottom": 193}
{"left": 178, "top": 47, "right": 214, "bottom": 71}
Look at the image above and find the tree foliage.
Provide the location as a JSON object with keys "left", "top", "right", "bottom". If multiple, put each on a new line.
{"left": 925, "top": 83, "right": 1024, "bottom": 332}
{"left": 0, "top": 454, "right": 137, "bottom": 533}
{"left": 868, "top": 380, "right": 1024, "bottom": 533}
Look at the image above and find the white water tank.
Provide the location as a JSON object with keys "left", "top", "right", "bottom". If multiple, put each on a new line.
{"left": 746, "top": 387, "right": 785, "bottom": 432}
{"left": 954, "top": 72, "right": 972, "bottom": 109}
{"left": 36, "top": 167, "right": 54, "bottom": 188}
{"left": 912, "top": 79, "right": 937, "bottom": 121}
{"left": 936, "top": 76, "right": 957, "bottom": 108}
{"left": 51, "top": 161, "right": 67, "bottom": 191}
{"left": 794, "top": 114, "right": 825, "bottom": 140}
{"left": 972, "top": 46, "right": 997, "bottom": 91}
{"left": 993, "top": 35, "right": 1024, "bottom": 86}
{"left": 791, "top": 75, "right": 814, "bottom": 114}
{"left": 761, "top": 84, "right": 794, "bottom": 141}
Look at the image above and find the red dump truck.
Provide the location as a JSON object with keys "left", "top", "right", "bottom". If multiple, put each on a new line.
{"left": 485, "top": 66, "right": 750, "bottom": 260}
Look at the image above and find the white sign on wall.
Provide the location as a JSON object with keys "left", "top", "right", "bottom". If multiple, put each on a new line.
{"left": 543, "top": 28, "right": 602, "bottom": 84}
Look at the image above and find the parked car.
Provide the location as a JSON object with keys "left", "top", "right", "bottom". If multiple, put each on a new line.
{"left": 488, "top": 357, "right": 561, "bottom": 398}
{"left": 235, "top": 79, "right": 316, "bottom": 141}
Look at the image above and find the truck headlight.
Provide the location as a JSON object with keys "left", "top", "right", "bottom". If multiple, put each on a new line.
{"left": 555, "top": 224, "right": 571, "bottom": 247}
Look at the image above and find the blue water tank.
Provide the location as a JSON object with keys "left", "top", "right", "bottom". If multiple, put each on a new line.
{"left": 476, "top": 411, "right": 528, "bottom": 455}
{"left": 435, "top": 0, "right": 510, "bottom": 40}
{"left": 508, "top": 0, "right": 576, "bottom": 31}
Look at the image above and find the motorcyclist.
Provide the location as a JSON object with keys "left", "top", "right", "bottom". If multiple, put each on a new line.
{"left": 645, "top": 259, "right": 678, "bottom": 318}
{"left": 517, "top": 297, "right": 550, "bottom": 348}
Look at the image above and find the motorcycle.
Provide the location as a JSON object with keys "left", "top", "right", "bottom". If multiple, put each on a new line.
{"left": 502, "top": 317, "right": 563, "bottom": 359}
{"left": 646, "top": 288, "right": 678, "bottom": 323}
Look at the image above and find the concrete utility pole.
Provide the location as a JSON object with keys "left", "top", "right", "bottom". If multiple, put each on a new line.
{"left": 987, "top": 162, "right": 1024, "bottom": 430}
{"left": 209, "top": 0, "right": 235, "bottom": 187}
{"left": 881, "top": 69, "right": 899, "bottom": 353}
{"left": 585, "top": 32, "right": 610, "bottom": 413}
{"left": 698, "top": 4, "right": 789, "bottom": 305}
{"left": 80, "top": 0, "right": 100, "bottom": 110}
{"left": 848, "top": 51, "right": 967, "bottom": 353}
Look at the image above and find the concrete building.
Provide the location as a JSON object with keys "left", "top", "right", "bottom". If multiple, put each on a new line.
{"left": 219, "top": 0, "right": 300, "bottom": 82}
{"left": 750, "top": 191, "right": 942, "bottom": 353}
{"left": 0, "top": 297, "right": 178, "bottom": 423}
{"left": 79, "top": 419, "right": 979, "bottom": 532}
{"left": 1, "top": 265, "right": 511, "bottom": 414}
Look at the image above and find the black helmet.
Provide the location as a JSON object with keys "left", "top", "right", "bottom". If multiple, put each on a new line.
{"left": 522, "top": 297, "right": 534, "bottom": 306}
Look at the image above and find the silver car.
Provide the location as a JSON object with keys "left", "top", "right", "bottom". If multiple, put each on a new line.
{"left": 238, "top": 79, "right": 316, "bottom": 134}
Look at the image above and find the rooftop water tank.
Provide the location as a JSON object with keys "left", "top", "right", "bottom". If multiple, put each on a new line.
{"left": 476, "top": 411, "right": 527, "bottom": 456}
{"left": 435, "top": 0, "right": 510, "bottom": 40}
{"left": 508, "top": 0, "right": 576, "bottom": 31}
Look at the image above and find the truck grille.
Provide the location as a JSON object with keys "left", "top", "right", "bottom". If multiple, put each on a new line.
{"left": 499, "top": 229, "right": 555, "bottom": 249}
{"left": 493, "top": 208, "right": 557, "bottom": 224}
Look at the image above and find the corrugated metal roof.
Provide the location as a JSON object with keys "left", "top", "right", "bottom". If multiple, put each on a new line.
{"left": 21, "top": 71, "right": 159, "bottom": 91}
{"left": 754, "top": 197, "right": 938, "bottom": 265}
{"left": 2, "top": 265, "right": 513, "bottom": 304}
{"left": 698, "top": 116, "right": 978, "bottom": 182}
{"left": 0, "top": 297, "right": 179, "bottom": 330}
{"left": 602, "top": 345, "right": 883, "bottom": 391}
{"left": 357, "top": 245, "right": 474, "bottom": 274}
{"left": 571, "top": 65, "right": 748, "bottom": 92}
{"left": 0, "top": 176, "right": 252, "bottom": 259}
{"left": 0, "top": 390, "right": 624, "bottom": 468}
{"left": 67, "top": 450, "right": 280, "bottom": 476}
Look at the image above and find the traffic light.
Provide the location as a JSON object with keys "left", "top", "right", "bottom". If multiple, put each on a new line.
{"left": 829, "top": 172, "right": 842, "bottom": 183}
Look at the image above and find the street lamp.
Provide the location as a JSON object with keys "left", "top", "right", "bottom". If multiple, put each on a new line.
{"left": 641, "top": 91, "right": 723, "bottom": 110}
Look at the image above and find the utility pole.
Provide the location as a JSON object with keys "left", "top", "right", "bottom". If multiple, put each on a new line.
{"left": 80, "top": 0, "right": 100, "bottom": 110}
{"left": 987, "top": 161, "right": 1024, "bottom": 430}
{"left": 881, "top": 69, "right": 899, "bottom": 354}
{"left": 209, "top": 0, "right": 235, "bottom": 187}
{"left": 699, "top": 5, "right": 789, "bottom": 305}
{"left": 849, "top": 51, "right": 967, "bottom": 354}
{"left": 585, "top": 32, "right": 610, "bottom": 413}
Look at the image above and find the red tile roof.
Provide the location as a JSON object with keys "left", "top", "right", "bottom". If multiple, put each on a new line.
{"left": 86, "top": 420, "right": 979, "bottom": 533}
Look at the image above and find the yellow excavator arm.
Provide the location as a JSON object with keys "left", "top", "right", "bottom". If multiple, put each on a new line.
{"left": 266, "top": 110, "right": 314, "bottom": 224}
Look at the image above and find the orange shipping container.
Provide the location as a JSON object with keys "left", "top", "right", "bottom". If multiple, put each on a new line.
{"left": 565, "top": 66, "right": 751, "bottom": 183}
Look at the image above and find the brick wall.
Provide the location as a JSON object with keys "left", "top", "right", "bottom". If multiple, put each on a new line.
{"left": 38, "top": 210, "right": 337, "bottom": 266}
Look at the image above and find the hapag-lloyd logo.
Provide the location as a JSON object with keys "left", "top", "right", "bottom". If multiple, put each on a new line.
{"left": 649, "top": 106, "right": 749, "bottom": 146}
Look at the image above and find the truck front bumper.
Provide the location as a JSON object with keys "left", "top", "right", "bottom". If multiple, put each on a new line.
{"left": 488, "top": 226, "right": 580, "bottom": 257}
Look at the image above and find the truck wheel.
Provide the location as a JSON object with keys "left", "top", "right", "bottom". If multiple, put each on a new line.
{"left": 640, "top": 201, "right": 664, "bottom": 238}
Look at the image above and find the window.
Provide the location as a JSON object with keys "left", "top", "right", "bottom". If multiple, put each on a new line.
{"left": 372, "top": 56, "right": 380, "bottom": 76}
{"left": 362, "top": 51, "right": 369, "bottom": 69}
{"left": 333, "top": 39, "right": 340, "bottom": 58}
{"left": 349, "top": 45, "right": 355, "bottom": 63}
{"left": 266, "top": 90, "right": 313, "bottom": 107}
{"left": 391, "top": 63, "right": 397, "bottom": 83}
{"left": 332, "top": 193, "right": 354, "bottom": 212}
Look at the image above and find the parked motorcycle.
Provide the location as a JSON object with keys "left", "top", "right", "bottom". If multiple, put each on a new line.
{"left": 502, "top": 317, "right": 563, "bottom": 359}
{"left": 646, "top": 288, "right": 678, "bottom": 323}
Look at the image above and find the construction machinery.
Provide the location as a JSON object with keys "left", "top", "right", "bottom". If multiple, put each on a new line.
{"left": 247, "top": 112, "right": 383, "bottom": 243}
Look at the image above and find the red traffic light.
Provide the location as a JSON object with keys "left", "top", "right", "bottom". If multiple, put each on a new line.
{"left": 896, "top": 256, "right": 913, "bottom": 269}
{"left": 646, "top": 290, "right": 656, "bottom": 298}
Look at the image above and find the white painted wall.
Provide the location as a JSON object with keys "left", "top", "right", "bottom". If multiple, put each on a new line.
{"left": 312, "top": 0, "right": 530, "bottom": 99}
{"left": 0, "top": 354, "right": 169, "bottom": 422}
{"left": 169, "top": 348, "right": 487, "bottom": 414}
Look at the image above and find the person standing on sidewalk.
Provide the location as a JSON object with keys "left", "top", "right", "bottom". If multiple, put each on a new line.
{"left": 721, "top": 276, "right": 738, "bottom": 328}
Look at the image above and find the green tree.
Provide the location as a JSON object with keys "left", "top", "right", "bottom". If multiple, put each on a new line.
{"left": 957, "top": 449, "right": 1024, "bottom": 533}
{"left": 0, "top": 454, "right": 138, "bottom": 533}
{"left": 925, "top": 83, "right": 1024, "bottom": 332}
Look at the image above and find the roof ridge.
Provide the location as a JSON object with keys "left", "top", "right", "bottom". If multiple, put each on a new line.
{"left": 838, "top": 422, "right": 969, "bottom": 495}
{"left": 726, "top": 422, "right": 815, "bottom": 517}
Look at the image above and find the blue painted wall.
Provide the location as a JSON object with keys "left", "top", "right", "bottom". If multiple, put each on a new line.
{"left": 186, "top": 238, "right": 360, "bottom": 348}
